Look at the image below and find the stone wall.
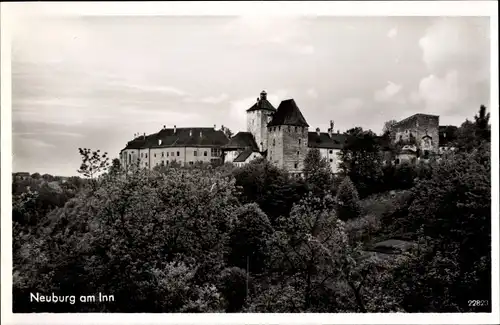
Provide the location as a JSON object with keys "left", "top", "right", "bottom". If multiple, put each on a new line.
{"left": 393, "top": 114, "right": 440, "bottom": 153}
{"left": 282, "top": 125, "right": 309, "bottom": 173}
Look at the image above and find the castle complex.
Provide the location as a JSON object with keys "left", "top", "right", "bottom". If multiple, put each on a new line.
{"left": 120, "top": 90, "right": 446, "bottom": 174}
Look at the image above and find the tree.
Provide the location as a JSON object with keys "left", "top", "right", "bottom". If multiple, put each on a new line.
{"left": 77, "top": 148, "right": 110, "bottom": 179}
{"left": 232, "top": 159, "right": 306, "bottom": 225}
{"left": 303, "top": 148, "right": 334, "bottom": 196}
{"left": 335, "top": 176, "right": 361, "bottom": 221}
{"left": 382, "top": 145, "right": 491, "bottom": 312}
{"left": 338, "top": 127, "right": 383, "bottom": 197}
{"left": 228, "top": 203, "right": 273, "bottom": 274}
{"left": 455, "top": 105, "right": 491, "bottom": 151}
{"left": 109, "top": 158, "right": 122, "bottom": 176}
{"left": 382, "top": 119, "right": 398, "bottom": 137}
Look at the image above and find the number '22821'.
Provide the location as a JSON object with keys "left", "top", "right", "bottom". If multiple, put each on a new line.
{"left": 468, "top": 300, "right": 489, "bottom": 307}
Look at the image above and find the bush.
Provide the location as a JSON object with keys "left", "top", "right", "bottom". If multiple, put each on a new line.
{"left": 335, "top": 176, "right": 361, "bottom": 221}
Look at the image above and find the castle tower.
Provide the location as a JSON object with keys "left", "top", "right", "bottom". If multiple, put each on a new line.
{"left": 246, "top": 90, "right": 276, "bottom": 152}
{"left": 267, "top": 99, "right": 309, "bottom": 174}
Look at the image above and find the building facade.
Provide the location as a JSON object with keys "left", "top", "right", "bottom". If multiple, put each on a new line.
{"left": 120, "top": 90, "right": 447, "bottom": 174}
{"left": 120, "top": 126, "right": 227, "bottom": 169}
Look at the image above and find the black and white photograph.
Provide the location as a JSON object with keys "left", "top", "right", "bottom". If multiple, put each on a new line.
{"left": 1, "top": 1, "right": 498, "bottom": 323}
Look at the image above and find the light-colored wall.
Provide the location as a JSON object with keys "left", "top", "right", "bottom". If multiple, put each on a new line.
{"left": 315, "top": 148, "right": 341, "bottom": 173}
{"left": 247, "top": 110, "right": 273, "bottom": 152}
{"left": 233, "top": 152, "right": 262, "bottom": 168}
{"left": 122, "top": 147, "right": 222, "bottom": 169}
{"left": 224, "top": 150, "right": 240, "bottom": 163}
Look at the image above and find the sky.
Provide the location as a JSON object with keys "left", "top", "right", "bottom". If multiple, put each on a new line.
{"left": 10, "top": 14, "right": 491, "bottom": 176}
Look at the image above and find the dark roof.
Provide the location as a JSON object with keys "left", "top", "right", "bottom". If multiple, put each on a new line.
{"left": 393, "top": 113, "right": 440, "bottom": 128}
{"left": 223, "top": 132, "right": 259, "bottom": 151}
{"left": 123, "top": 128, "right": 229, "bottom": 150}
{"left": 268, "top": 99, "right": 309, "bottom": 127}
{"left": 246, "top": 99, "right": 277, "bottom": 112}
{"left": 233, "top": 149, "right": 254, "bottom": 162}
{"left": 307, "top": 132, "right": 347, "bottom": 149}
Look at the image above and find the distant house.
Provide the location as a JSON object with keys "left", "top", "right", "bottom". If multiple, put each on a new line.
{"left": 222, "top": 131, "right": 261, "bottom": 167}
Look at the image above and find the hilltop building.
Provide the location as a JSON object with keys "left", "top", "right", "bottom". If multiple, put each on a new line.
{"left": 120, "top": 90, "right": 448, "bottom": 174}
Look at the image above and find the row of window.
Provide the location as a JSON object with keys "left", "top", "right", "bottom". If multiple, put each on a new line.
{"left": 123, "top": 148, "right": 222, "bottom": 163}
{"left": 270, "top": 126, "right": 305, "bottom": 133}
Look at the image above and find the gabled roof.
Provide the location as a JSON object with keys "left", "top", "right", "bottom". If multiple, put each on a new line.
{"left": 307, "top": 132, "right": 347, "bottom": 149}
{"left": 233, "top": 149, "right": 254, "bottom": 162}
{"left": 223, "top": 132, "right": 259, "bottom": 151}
{"left": 268, "top": 99, "right": 309, "bottom": 127}
{"left": 123, "top": 128, "right": 229, "bottom": 150}
{"left": 246, "top": 98, "right": 277, "bottom": 112}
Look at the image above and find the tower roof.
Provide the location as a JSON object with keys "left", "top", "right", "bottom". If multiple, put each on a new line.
{"left": 246, "top": 90, "right": 277, "bottom": 112}
{"left": 268, "top": 99, "right": 309, "bottom": 127}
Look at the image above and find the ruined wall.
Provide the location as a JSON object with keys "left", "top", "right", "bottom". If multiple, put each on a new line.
{"left": 393, "top": 114, "right": 440, "bottom": 153}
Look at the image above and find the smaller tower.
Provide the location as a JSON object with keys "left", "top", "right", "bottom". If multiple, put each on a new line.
{"left": 246, "top": 90, "right": 277, "bottom": 152}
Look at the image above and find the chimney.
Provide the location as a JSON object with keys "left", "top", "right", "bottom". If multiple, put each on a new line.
{"left": 189, "top": 129, "right": 192, "bottom": 137}
{"left": 221, "top": 124, "right": 225, "bottom": 133}
{"left": 316, "top": 127, "right": 320, "bottom": 136}
{"left": 337, "top": 130, "right": 340, "bottom": 134}
{"left": 174, "top": 125, "right": 177, "bottom": 133}
{"left": 143, "top": 132, "right": 146, "bottom": 139}
{"left": 328, "top": 120, "right": 334, "bottom": 138}
{"left": 260, "top": 90, "right": 267, "bottom": 101}
{"left": 163, "top": 125, "right": 166, "bottom": 130}
{"left": 214, "top": 124, "right": 216, "bottom": 130}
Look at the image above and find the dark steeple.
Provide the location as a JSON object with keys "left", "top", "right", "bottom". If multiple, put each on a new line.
{"left": 267, "top": 99, "right": 309, "bottom": 127}
{"left": 246, "top": 90, "right": 277, "bottom": 112}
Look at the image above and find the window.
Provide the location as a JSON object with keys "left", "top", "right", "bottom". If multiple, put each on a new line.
{"left": 141, "top": 153, "right": 143, "bottom": 158}
{"left": 189, "top": 161, "right": 194, "bottom": 165}
{"left": 329, "top": 150, "right": 333, "bottom": 154}
{"left": 298, "top": 139, "right": 301, "bottom": 145}
{"left": 330, "top": 159, "right": 333, "bottom": 163}
{"left": 166, "top": 161, "right": 169, "bottom": 165}
{"left": 177, "top": 151, "right": 180, "bottom": 157}
{"left": 297, "top": 151, "right": 300, "bottom": 156}
{"left": 145, "top": 153, "right": 148, "bottom": 158}
{"left": 423, "top": 150, "right": 429, "bottom": 159}
{"left": 145, "top": 162, "right": 148, "bottom": 167}
{"left": 204, "top": 151, "right": 207, "bottom": 156}
{"left": 154, "top": 153, "right": 156, "bottom": 158}
{"left": 395, "top": 158, "right": 400, "bottom": 165}
{"left": 194, "top": 151, "right": 198, "bottom": 157}
{"left": 279, "top": 126, "right": 281, "bottom": 131}
{"left": 129, "top": 154, "right": 131, "bottom": 163}
{"left": 162, "top": 152, "right": 164, "bottom": 157}
{"left": 294, "top": 163, "right": 298, "bottom": 169}
{"left": 295, "top": 127, "right": 297, "bottom": 132}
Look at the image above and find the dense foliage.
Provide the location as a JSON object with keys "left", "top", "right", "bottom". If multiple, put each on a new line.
{"left": 12, "top": 105, "right": 492, "bottom": 313}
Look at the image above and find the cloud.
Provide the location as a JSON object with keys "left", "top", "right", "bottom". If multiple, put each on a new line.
{"left": 306, "top": 88, "right": 319, "bottom": 99}
{"left": 387, "top": 27, "right": 398, "bottom": 39}
{"left": 296, "top": 45, "right": 316, "bottom": 55}
{"left": 418, "top": 17, "right": 489, "bottom": 75}
{"left": 374, "top": 81, "right": 404, "bottom": 102}
{"left": 415, "top": 17, "right": 489, "bottom": 114}
{"left": 225, "top": 16, "right": 305, "bottom": 46}
{"left": 184, "top": 93, "right": 229, "bottom": 104}
{"left": 418, "top": 70, "right": 465, "bottom": 112}
{"left": 15, "top": 137, "right": 56, "bottom": 149}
